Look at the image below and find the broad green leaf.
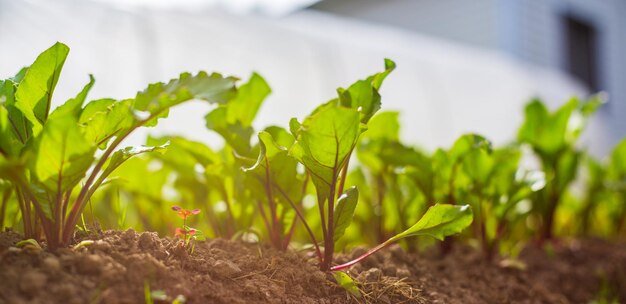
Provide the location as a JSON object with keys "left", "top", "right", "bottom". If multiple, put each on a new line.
{"left": 288, "top": 118, "right": 301, "bottom": 137}
{"left": 461, "top": 148, "right": 494, "bottom": 186}
{"left": 332, "top": 271, "right": 361, "bottom": 298}
{"left": 49, "top": 74, "right": 95, "bottom": 120}
{"left": 449, "top": 134, "right": 492, "bottom": 161}
{"left": 225, "top": 73, "right": 270, "bottom": 127}
{"left": 244, "top": 131, "right": 283, "bottom": 170}
{"left": 389, "top": 204, "right": 473, "bottom": 242}
{"left": 336, "top": 59, "right": 395, "bottom": 123}
{"left": 206, "top": 107, "right": 254, "bottom": 155}
{"left": 33, "top": 115, "right": 96, "bottom": 193}
{"left": 147, "top": 136, "right": 219, "bottom": 171}
{"left": 610, "top": 138, "right": 626, "bottom": 175}
{"left": 0, "top": 106, "right": 22, "bottom": 157}
{"left": 363, "top": 111, "right": 400, "bottom": 141}
{"left": 139, "top": 71, "right": 237, "bottom": 127}
{"left": 135, "top": 71, "right": 237, "bottom": 110}
{"left": 289, "top": 104, "right": 360, "bottom": 200}
{"left": 205, "top": 73, "right": 270, "bottom": 155}
{"left": 86, "top": 144, "right": 169, "bottom": 205}
{"left": 556, "top": 149, "right": 579, "bottom": 192}
{"left": 11, "top": 67, "right": 28, "bottom": 83}
{"left": 101, "top": 144, "right": 169, "bottom": 181}
{"left": 1, "top": 79, "right": 31, "bottom": 145}
{"left": 244, "top": 131, "right": 303, "bottom": 205}
{"left": 517, "top": 98, "right": 598, "bottom": 157}
{"left": 79, "top": 99, "right": 134, "bottom": 148}
{"left": 569, "top": 95, "right": 604, "bottom": 140}
{"left": 333, "top": 187, "right": 358, "bottom": 242}
{"left": 15, "top": 42, "right": 69, "bottom": 134}
{"left": 263, "top": 126, "right": 294, "bottom": 148}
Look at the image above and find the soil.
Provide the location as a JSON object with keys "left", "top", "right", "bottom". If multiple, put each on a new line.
{"left": 0, "top": 229, "right": 624, "bottom": 304}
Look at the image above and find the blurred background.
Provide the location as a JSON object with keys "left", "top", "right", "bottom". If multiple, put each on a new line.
{"left": 1, "top": 0, "right": 624, "bottom": 156}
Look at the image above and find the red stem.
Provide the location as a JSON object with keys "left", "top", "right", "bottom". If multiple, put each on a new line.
{"left": 330, "top": 240, "right": 392, "bottom": 271}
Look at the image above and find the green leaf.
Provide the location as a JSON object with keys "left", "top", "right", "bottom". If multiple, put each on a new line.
{"left": 289, "top": 104, "right": 360, "bottom": 201}
{"left": 206, "top": 107, "right": 254, "bottom": 155}
{"left": 336, "top": 59, "right": 395, "bottom": 123}
{"left": 389, "top": 204, "right": 473, "bottom": 242}
{"left": 15, "top": 239, "right": 41, "bottom": 249}
{"left": 518, "top": 98, "right": 589, "bottom": 157}
{"left": 363, "top": 111, "right": 400, "bottom": 141}
{"left": 15, "top": 42, "right": 69, "bottom": 134}
{"left": 333, "top": 187, "right": 358, "bottom": 242}
{"left": 136, "top": 71, "right": 237, "bottom": 111}
{"left": 49, "top": 74, "right": 95, "bottom": 120}
{"left": 205, "top": 73, "right": 270, "bottom": 155}
{"left": 610, "top": 138, "right": 626, "bottom": 175}
{"left": 86, "top": 144, "right": 169, "bottom": 205}
{"left": 33, "top": 115, "right": 96, "bottom": 193}
{"left": 79, "top": 98, "right": 134, "bottom": 148}
{"left": 1, "top": 79, "right": 31, "bottom": 145}
{"left": 100, "top": 144, "right": 169, "bottom": 184}
{"left": 139, "top": 71, "right": 237, "bottom": 127}
{"left": 244, "top": 131, "right": 303, "bottom": 205}
{"left": 11, "top": 67, "right": 28, "bottom": 83}
{"left": 147, "top": 136, "right": 220, "bottom": 172}
{"left": 449, "top": 134, "right": 492, "bottom": 161}
{"left": 225, "top": 73, "right": 270, "bottom": 127}
{"left": 332, "top": 271, "right": 361, "bottom": 298}
{"left": 263, "top": 126, "right": 294, "bottom": 148}
{"left": 0, "top": 106, "right": 22, "bottom": 157}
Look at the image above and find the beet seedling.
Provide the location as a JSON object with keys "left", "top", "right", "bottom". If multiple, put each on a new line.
{"left": 171, "top": 206, "right": 202, "bottom": 251}
{"left": 0, "top": 42, "right": 238, "bottom": 249}
{"left": 284, "top": 60, "right": 474, "bottom": 271}
{"left": 518, "top": 97, "right": 603, "bottom": 242}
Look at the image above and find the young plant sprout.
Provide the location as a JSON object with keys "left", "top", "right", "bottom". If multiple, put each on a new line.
{"left": 171, "top": 205, "right": 202, "bottom": 251}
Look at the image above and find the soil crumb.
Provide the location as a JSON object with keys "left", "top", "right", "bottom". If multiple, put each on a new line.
{"left": 1, "top": 230, "right": 624, "bottom": 303}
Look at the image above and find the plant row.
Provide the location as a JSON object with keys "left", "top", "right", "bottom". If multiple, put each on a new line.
{"left": 1, "top": 43, "right": 625, "bottom": 273}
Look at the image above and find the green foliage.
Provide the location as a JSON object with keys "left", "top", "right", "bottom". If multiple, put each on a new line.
{"left": 3, "top": 42, "right": 625, "bottom": 281}
{"left": 389, "top": 204, "right": 473, "bottom": 242}
{"left": 331, "top": 204, "right": 473, "bottom": 271}
{"left": 518, "top": 96, "right": 603, "bottom": 241}
{"left": 0, "top": 42, "right": 237, "bottom": 249}
{"left": 289, "top": 59, "right": 399, "bottom": 270}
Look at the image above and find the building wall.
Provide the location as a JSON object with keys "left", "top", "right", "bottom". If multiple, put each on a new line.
{"left": 312, "top": 0, "right": 500, "bottom": 49}
{"left": 501, "top": 0, "right": 626, "bottom": 154}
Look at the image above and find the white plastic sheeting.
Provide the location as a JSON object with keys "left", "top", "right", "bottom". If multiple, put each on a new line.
{"left": 0, "top": 0, "right": 595, "bottom": 152}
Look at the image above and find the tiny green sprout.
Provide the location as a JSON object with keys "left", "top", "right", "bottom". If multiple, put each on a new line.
{"left": 15, "top": 239, "right": 41, "bottom": 253}
{"left": 72, "top": 240, "right": 95, "bottom": 250}
{"left": 333, "top": 271, "right": 362, "bottom": 299}
{"left": 15, "top": 239, "right": 41, "bottom": 249}
{"left": 171, "top": 205, "right": 202, "bottom": 252}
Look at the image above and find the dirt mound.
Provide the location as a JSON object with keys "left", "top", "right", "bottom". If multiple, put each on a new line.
{"left": 0, "top": 230, "right": 345, "bottom": 304}
{"left": 520, "top": 238, "right": 626, "bottom": 303}
{"left": 1, "top": 230, "right": 625, "bottom": 303}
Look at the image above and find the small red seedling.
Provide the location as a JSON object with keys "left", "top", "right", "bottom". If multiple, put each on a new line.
{"left": 171, "top": 206, "right": 202, "bottom": 252}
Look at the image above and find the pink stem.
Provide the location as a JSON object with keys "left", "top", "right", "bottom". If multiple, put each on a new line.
{"left": 330, "top": 240, "right": 393, "bottom": 272}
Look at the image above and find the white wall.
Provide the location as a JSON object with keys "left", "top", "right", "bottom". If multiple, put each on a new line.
{"left": 0, "top": 0, "right": 585, "bottom": 153}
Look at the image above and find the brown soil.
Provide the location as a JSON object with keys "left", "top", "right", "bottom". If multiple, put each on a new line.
{"left": 0, "top": 230, "right": 624, "bottom": 304}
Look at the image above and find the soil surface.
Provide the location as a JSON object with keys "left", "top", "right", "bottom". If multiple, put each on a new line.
{"left": 0, "top": 229, "right": 624, "bottom": 304}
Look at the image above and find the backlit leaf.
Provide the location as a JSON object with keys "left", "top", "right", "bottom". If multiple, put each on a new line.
{"left": 389, "top": 204, "right": 473, "bottom": 242}
{"left": 15, "top": 42, "right": 69, "bottom": 134}
{"left": 333, "top": 187, "right": 358, "bottom": 242}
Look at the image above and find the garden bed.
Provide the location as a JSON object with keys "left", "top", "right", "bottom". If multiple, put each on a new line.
{"left": 1, "top": 230, "right": 624, "bottom": 303}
